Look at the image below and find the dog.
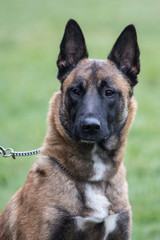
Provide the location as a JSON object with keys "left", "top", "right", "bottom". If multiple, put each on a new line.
{"left": 0, "top": 19, "right": 140, "bottom": 240}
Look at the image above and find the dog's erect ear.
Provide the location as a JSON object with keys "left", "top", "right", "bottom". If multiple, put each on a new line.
{"left": 108, "top": 25, "right": 140, "bottom": 87}
{"left": 57, "top": 19, "right": 88, "bottom": 82}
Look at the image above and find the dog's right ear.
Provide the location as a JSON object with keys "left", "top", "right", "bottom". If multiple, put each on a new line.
{"left": 57, "top": 19, "right": 88, "bottom": 82}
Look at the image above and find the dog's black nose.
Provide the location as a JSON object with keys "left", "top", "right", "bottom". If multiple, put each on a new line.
{"left": 81, "top": 118, "right": 100, "bottom": 135}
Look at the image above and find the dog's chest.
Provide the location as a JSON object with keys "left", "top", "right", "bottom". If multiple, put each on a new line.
{"left": 89, "top": 145, "right": 110, "bottom": 181}
{"left": 75, "top": 184, "right": 118, "bottom": 238}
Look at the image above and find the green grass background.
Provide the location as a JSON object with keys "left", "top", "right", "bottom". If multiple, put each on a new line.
{"left": 0, "top": 0, "right": 160, "bottom": 239}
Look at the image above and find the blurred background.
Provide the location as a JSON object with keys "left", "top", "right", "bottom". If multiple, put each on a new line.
{"left": 0, "top": 0, "right": 160, "bottom": 239}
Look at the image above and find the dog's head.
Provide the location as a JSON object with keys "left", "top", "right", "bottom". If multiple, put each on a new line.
{"left": 56, "top": 19, "right": 140, "bottom": 144}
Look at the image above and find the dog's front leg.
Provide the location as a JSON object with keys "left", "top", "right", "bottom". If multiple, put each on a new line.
{"left": 105, "top": 211, "right": 131, "bottom": 240}
{"left": 46, "top": 208, "right": 77, "bottom": 240}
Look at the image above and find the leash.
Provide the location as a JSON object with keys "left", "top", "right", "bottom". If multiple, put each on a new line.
{"left": 0, "top": 146, "right": 73, "bottom": 178}
{"left": 0, "top": 145, "right": 41, "bottom": 159}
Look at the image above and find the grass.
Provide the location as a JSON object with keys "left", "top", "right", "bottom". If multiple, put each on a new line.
{"left": 0, "top": 0, "right": 160, "bottom": 239}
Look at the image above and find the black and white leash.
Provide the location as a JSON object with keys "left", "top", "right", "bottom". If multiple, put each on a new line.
{"left": 0, "top": 146, "right": 41, "bottom": 159}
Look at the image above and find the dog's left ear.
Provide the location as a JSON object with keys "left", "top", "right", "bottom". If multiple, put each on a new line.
{"left": 57, "top": 19, "right": 88, "bottom": 82}
{"left": 108, "top": 25, "right": 140, "bottom": 87}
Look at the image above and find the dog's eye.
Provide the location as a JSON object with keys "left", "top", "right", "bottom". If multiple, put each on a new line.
{"left": 105, "top": 89, "right": 115, "bottom": 97}
{"left": 72, "top": 88, "right": 81, "bottom": 96}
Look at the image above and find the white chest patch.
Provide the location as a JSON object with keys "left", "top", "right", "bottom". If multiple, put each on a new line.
{"left": 104, "top": 214, "right": 118, "bottom": 238}
{"left": 76, "top": 184, "right": 110, "bottom": 229}
{"left": 85, "top": 184, "right": 110, "bottom": 220}
{"left": 75, "top": 184, "right": 118, "bottom": 238}
{"left": 89, "top": 146, "right": 108, "bottom": 181}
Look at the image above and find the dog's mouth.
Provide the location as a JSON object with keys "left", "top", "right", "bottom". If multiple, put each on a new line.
{"left": 80, "top": 139, "right": 96, "bottom": 144}
{"left": 78, "top": 133, "right": 110, "bottom": 145}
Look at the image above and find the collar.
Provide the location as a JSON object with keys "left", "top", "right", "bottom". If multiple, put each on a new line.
{"left": 50, "top": 156, "right": 73, "bottom": 178}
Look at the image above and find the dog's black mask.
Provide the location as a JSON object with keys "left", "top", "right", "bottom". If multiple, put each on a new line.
{"left": 66, "top": 74, "right": 120, "bottom": 143}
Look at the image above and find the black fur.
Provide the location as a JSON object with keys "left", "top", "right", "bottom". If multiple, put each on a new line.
{"left": 48, "top": 208, "right": 75, "bottom": 240}
{"left": 107, "top": 212, "right": 131, "bottom": 240}
{"left": 108, "top": 24, "right": 140, "bottom": 87}
{"left": 57, "top": 19, "right": 88, "bottom": 82}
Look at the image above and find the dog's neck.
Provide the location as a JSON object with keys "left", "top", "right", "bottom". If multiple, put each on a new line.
{"left": 42, "top": 92, "right": 136, "bottom": 182}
